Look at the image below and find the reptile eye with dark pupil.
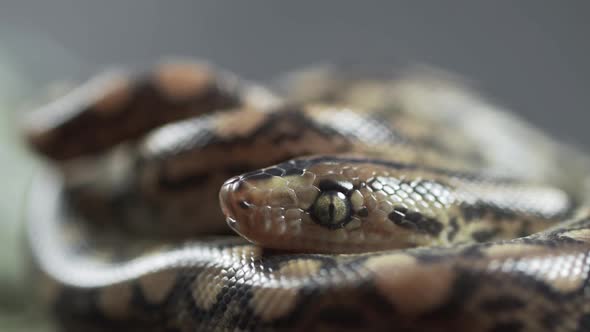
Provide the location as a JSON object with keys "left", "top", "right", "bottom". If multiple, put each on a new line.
{"left": 311, "top": 191, "right": 351, "bottom": 228}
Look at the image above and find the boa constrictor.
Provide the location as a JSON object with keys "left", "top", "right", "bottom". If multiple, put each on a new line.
{"left": 22, "top": 60, "right": 590, "bottom": 331}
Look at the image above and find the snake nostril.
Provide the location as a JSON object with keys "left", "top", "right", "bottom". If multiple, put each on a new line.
{"left": 239, "top": 201, "right": 252, "bottom": 209}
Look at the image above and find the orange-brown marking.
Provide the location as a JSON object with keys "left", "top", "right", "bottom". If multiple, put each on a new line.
{"left": 93, "top": 77, "right": 133, "bottom": 116}
{"left": 154, "top": 61, "right": 216, "bottom": 100}
{"left": 365, "top": 254, "right": 454, "bottom": 316}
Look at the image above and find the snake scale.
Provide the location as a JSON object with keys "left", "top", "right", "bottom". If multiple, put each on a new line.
{"left": 22, "top": 60, "right": 590, "bottom": 331}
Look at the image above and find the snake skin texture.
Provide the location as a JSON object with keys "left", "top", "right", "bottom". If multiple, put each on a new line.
{"left": 23, "top": 59, "right": 590, "bottom": 331}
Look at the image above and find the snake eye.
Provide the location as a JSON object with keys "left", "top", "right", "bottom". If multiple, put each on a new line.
{"left": 310, "top": 191, "right": 352, "bottom": 228}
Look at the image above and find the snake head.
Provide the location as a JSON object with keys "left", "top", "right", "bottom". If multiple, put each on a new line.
{"left": 219, "top": 156, "right": 447, "bottom": 253}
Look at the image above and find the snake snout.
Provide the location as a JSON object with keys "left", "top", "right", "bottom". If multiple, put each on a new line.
{"left": 220, "top": 169, "right": 307, "bottom": 247}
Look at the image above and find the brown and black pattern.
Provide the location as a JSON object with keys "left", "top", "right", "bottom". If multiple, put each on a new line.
{"left": 23, "top": 60, "right": 590, "bottom": 331}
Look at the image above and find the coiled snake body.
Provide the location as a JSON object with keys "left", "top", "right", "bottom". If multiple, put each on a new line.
{"left": 23, "top": 61, "right": 590, "bottom": 331}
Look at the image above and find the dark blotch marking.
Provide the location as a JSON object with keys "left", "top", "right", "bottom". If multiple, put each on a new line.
{"left": 388, "top": 206, "right": 407, "bottom": 223}
{"left": 459, "top": 245, "right": 485, "bottom": 258}
{"left": 460, "top": 202, "right": 519, "bottom": 222}
{"left": 480, "top": 295, "right": 525, "bottom": 313}
{"left": 388, "top": 206, "right": 443, "bottom": 236}
{"left": 405, "top": 212, "right": 423, "bottom": 223}
{"left": 516, "top": 220, "right": 532, "bottom": 238}
{"left": 471, "top": 229, "right": 500, "bottom": 242}
{"left": 424, "top": 270, "right": 479, "bottom": 319}
{"left": 447, "top": 217, "right": 459, "bottom": 242}
{"left": 251, "top": 107, "right": 347, "bottom": 147}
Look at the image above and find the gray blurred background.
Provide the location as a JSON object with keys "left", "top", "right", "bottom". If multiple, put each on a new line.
{"left": 0, "top": 1, "right": 588, "bottom": 330}
{"left": 1, "top": 1, "right": 589, "bottom": 140}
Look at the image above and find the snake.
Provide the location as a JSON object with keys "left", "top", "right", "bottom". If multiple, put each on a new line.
{"left": 21, "top": 60, "right": 590, "bottom": 331}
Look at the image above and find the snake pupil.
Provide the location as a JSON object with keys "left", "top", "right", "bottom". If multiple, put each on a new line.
{"left": 311, "top": 191, "right": 352, "bottom": 228}
{"left": 329, "top": 201, "right": 334, "bottom": 220}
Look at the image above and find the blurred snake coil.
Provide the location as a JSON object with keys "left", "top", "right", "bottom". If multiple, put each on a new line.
{"left": 21, "top": 60, "right": 590, "bottom": 331}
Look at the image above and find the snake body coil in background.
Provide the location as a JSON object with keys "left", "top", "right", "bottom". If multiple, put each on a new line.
{"left": 22, "top": 60, "right": 590, "bottom": 331}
